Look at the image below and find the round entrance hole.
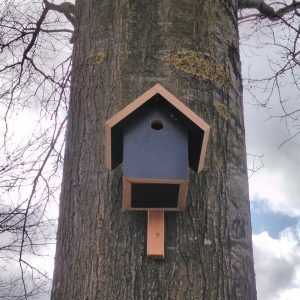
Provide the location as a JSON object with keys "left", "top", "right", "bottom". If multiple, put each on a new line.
{"left": 151, "top": 119, "right": 164, "bottom": 130}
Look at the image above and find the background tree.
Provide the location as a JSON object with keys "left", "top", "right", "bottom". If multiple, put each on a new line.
{"left": 0, "top": 0, "right": 299, "bottom": 299}
{"left": 0, "top": 0, "right": 72, "bottom": 298}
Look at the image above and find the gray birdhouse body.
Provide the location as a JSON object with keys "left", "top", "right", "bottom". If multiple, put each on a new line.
{"left": 123, "top": 104, "right": 188, "bottom": 180}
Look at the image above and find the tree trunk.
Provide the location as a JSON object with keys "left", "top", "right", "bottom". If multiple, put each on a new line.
{"left": 51, "top": 0, "right": 257, "bottom": 299}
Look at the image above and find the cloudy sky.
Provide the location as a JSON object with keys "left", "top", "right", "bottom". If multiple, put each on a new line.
{"left": 241, "top": 20, "right": 300, "bottom": 299}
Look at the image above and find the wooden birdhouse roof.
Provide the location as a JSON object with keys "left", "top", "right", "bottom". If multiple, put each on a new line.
{"left": 105, "top": 83, "right": 210, "bottom": 173}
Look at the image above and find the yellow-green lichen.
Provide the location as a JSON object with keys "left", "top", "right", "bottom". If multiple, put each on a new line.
{"left": 88, "top": 51, "right": 106, "bottom": 65}
{"left": 162, "top": 51, "right": 231, "bottom": 89}
{"left": 213, "top": 101, "right": 230, "bottom": 121}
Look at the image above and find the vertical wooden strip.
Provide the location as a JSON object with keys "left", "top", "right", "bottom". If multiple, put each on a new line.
{"left": 177, "top": 181, "right": 189, "bottom": 210}
{"left": 147, "top": 210, "right": 164, "bottom": 259}
{"left": 122, "top": 177, "right": 131, "bottom": 211}
{"left": 105, "top": 122, "right": 112, "bottom": 170}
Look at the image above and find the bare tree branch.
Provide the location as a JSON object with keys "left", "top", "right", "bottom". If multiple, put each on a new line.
{"left": 43, "top": 0, "right": 75, "bottom": 25}
{"left": 0, "top": 1, "right": 72, "bottom": 298}
{"left": 239, "top": 0, "right": 300, "bottom": 20}
{"left": 239, "top": 0, "right": 300, "bottom": 145}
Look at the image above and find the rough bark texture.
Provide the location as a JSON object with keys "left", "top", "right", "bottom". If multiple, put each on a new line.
{"left": 52, "top": 0, "right": 257, "bottom": 299}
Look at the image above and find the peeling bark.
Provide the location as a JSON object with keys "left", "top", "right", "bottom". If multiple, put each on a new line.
{"left": 51, "top": 1, "right": 257, "bottom": 299}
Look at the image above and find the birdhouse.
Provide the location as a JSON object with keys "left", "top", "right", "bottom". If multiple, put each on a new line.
{"left": 105, "top": 83, "right": 210, "bottom": 259}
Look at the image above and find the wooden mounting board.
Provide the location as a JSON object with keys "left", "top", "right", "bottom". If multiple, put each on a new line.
{"left": 147, "top": 210, "right": 164, "bottom": 259}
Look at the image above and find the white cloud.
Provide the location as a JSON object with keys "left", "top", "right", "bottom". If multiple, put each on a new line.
{"left": 253, "top": 226, "right": 300, "bottom": 300}
{"left": 279, "top": 288, "right": 300, "bottom": 300}
{"left": 249, "top": 169, "right": 300, "bottom": 217}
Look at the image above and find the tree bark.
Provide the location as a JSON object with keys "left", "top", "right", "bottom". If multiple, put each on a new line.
{"left": 52, "top": 0, "right": 257, "bottom": 299}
